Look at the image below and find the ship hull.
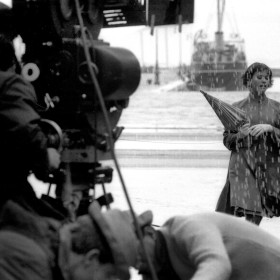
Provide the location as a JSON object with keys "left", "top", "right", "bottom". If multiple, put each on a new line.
{"left": 188, "top": 62, "right": 247, "bottom": 91}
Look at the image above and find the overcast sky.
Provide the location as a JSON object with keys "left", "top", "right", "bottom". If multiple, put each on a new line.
{"left": 2, "top": 0, "right": 280, "bottom": 67}
{"left": 100, "top": 0, "right": 280, "bottom": 68}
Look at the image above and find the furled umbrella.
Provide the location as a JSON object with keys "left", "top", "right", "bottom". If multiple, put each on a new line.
{"left": 200, "top": 90, "right": 248, "bottom": 130}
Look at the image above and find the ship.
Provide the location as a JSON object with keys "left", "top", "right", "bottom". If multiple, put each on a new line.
{"left": 187, "top": 0, "right": 247, "bottom": 91}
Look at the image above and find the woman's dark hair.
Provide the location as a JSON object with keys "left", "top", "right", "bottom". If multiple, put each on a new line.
{"left": 242, "top": 62, "right": 273, "bottom": 87}
{"left": 0, "top": 34, "right": 21, "bottom": 73}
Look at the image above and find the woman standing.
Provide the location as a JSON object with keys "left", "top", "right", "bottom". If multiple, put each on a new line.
{"left": 216, "top": 62, "right": 280, "bottom": 225}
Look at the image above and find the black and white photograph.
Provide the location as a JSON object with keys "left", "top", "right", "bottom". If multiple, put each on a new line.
{"left": 1, "top": 0, "right": 280, "bottom": 279}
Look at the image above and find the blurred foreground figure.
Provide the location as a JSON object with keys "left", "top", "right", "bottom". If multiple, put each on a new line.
{"left": 0, "top": 34, "right": 61, "bottom": 217}
{"left": 136, "top": 211, "right": 280, "bottom": 280}
{"left": 216, "top": 62, "right": 280, "bottom": 225}
{"left": 0, "top": 201, "right": 138, "bottom": 280}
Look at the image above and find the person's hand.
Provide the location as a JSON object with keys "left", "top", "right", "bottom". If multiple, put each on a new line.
{"left": 249, "top": 124, "right": 273, "bottom": 137}
{"left": 238, "top": 122, "right": 250, "bottom": 138}
{"left": 47, "top": 147, "right": 61, "bottom": 171}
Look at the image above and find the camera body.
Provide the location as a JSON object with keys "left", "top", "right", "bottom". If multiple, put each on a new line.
{"left": 0, "top": 0, "right": 194, "bottom": 213}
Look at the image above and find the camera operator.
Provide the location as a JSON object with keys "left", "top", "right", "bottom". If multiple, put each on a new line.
{"left": 0, "top": 200, "right": 138, "bottom": 280}
{"left": 0, "top": 33, "right": 61, "bottom": 218}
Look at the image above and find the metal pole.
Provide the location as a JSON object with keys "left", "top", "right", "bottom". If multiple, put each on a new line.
{"left": 154, "top": 28, "right": 160, "bottom": 85}
{"left": 178, "top": 15, "right": 183, "bottom": 79}
{"left": 165, "top": 27, "right": 169, "bottom": 68}
{"left": 140, "top": 28, "right": 145, "bottom": 68}
{"left": 178, "top": 30, "right": 182, "bottom": 78}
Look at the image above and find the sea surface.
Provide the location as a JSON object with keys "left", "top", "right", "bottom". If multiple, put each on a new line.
{"left": 119, "top": 74, "right": 280, "bottom": 131}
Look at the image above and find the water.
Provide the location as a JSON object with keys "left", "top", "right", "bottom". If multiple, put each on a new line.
{"left": 118, "top": 75, "right": 280, "bottom": 131}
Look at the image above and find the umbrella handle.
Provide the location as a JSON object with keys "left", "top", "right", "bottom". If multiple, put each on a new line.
{"left": 238, "top": 119, "right": 250, "bottom": 129}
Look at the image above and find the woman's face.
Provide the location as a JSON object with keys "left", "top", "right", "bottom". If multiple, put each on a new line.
{"left": 249, "top": 69, "right": 270, "bottom": 96}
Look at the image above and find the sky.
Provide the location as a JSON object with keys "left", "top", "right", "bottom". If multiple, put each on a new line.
{"left": 2, "top": 0, "right": 280, "bottom": 67}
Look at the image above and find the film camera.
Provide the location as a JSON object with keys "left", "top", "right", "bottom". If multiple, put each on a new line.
{"left": 0, "top": 0, "right": 194, "bottom": 217}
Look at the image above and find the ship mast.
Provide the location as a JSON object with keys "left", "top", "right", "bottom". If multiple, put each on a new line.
{"left": 215, "top": 0, "right": 225, "bottom": 51}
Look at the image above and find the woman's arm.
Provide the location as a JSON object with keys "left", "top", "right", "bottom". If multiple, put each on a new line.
{"left": 223, "top": 130, "right": 239, "bottom": 151}
{"left": 249, "top": 124, "right": 280, "bottom": 144}
{"left": 223, "top": 123, "right": 250, "bottom": 151}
